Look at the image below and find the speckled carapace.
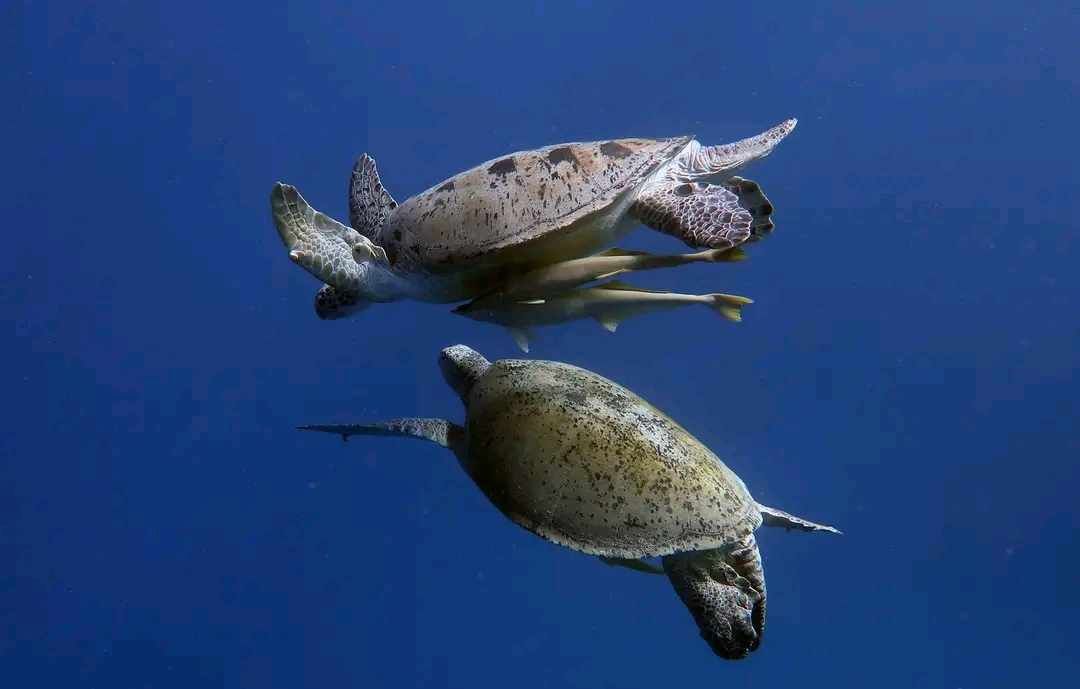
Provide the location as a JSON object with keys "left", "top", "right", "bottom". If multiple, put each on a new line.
{"left": 381, "top": 137, "right": 689, "bottom": 271}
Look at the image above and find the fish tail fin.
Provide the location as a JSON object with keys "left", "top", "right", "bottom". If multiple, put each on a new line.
{"left": 706, "top": 293, "right": 753, "bottom": 322}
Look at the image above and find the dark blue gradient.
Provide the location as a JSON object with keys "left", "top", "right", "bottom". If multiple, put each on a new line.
{"left": 5, "top": 1, "right": 1078, "bottom": 686}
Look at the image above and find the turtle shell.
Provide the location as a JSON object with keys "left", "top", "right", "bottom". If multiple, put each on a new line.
{"left": 461, "top": 358, "right": 761, "bottom": 559}
{"left": 381, "top": 137, "right": 691, "bottom": 273}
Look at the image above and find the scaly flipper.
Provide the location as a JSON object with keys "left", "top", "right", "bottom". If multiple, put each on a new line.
{"left": 299, "top": 418, "right": 462, "bottom": 449}
{"left": 757, "top": 504, "right": 842, "bottom": 534}
{"left": 676, "top": 118, "right": 797, "bottom": 183}
{"left": 628, "top": 119, "right": 793, "bottom": 250}
{"left": 630, "top": 177, "right": 776, "bottom": 251}
{"left": 271, "top": 183, "right": 389, "bottom": 289}
{"left": 348, "top": 154, "right": 398, "bottom": 239}
{"left": 662, "top": 534, "right": 767, "bottom": 660}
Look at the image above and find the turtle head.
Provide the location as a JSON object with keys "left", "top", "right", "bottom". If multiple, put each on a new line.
{"left": 313, "top": 284, "right": 371, "bottom": 320}
{"left": 438, "top": 345, "right": 491, "bottom": 400}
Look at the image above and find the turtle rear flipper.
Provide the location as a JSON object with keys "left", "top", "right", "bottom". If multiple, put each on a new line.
{"left": 629, "top": 178, "right": 775, "bottom": 250}
{"left": 663, "top": 534, "right": 767, "bottom": 660}
{"left": 348, "top": 154, "right": 398, "bottom": 239}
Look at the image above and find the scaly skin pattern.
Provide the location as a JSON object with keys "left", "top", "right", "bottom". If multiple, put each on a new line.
{"left": 380, "top": 137, "right": 691, "bottom": 271}
{"left": 663, "top": 535, "right": 767, "bottom": 659}
{"left": 628, "top": 119, "right": 795, "bottom": 249}
{"left": 461, "top": 359, "right": 762, "bottom": 559}
{"left": 630, "top": 180, "right": 757, "bottom": 250}
{"left": 348, "top": 154, "right": 398, "bottom": 240}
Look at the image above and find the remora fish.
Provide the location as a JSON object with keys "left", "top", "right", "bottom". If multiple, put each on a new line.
{"left": 453, "top": 281, "right": 752, "bottom": 352}
{"left": 489, "top": 246, "right": 746, "bottom": 300}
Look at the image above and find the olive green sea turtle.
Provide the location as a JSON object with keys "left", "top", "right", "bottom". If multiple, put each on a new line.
{"left": 272, "top": 119, "right": 796, "bottom": 319}
{"left": 301, "top": 345, "right": 839, "bottom": 659}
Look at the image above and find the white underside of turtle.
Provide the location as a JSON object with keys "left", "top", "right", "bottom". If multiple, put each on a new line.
{"left": 270, "top": 119, "right": 796, "bottom": 326}
{"left": 300, "top": 345, "right": 840, "bottom": 660}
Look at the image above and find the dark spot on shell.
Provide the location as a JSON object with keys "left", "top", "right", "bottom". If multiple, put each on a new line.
{"left": 600, "top": 141, "right": 633, "bottom": 158}
{"left": 565, "top": 390, "right": 587, "bottom": 406}
{"left": 393, "top": 230, "right": 402, "bottom": 240}
{"left": 437, "top": 180, "right": 455, "bottom": 192}
{"left": 488, "top": 157, "right": 517, "bottom": 176}
{"left": 674, "top": 183, "right": 694, "bottom": 197}
{"left": 547, "top": 147, "right": 578, "bottom": 166}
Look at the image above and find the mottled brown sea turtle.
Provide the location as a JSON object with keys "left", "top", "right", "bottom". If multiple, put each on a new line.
{"left": 272, "top": 119, "right": 796, "bottom": 319}
{"left": 301, "top": 345, "right": 840, "bottom": 659}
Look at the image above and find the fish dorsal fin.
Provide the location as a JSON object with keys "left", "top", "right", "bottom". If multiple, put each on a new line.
{"left": 595, "top": 315, "right": 621, "bottom": 332}
{"left": 595, "top": 280, "right": 672, "bottom": 294}
{"left": 508, "top": 327, "right": 532, "bottom": 353}
{"left": 596, "top": 248, "right": 649, "bottom": 257}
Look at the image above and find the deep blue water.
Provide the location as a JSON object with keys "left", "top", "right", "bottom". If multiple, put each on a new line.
{"left": 5, "top": 1, "right": 1079, "bottom": 686}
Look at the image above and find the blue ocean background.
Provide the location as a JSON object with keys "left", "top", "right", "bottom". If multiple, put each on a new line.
{"left": 6, "top": 1, "right": 1079, "bottom": 686}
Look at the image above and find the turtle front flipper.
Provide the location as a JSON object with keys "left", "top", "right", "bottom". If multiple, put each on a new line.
{"left": 300, "top": 418, "right": 464, "bottom": 453}
{"left": 758, "top": 503, "right": 842, "bottom": 534}
{"left": 271, "top": 182, "right": 389, "bottom": 289}
{"left": 677, "top": 118, "right": 797, "bottom": 183}
{"left": 662, "top": 534, "right": 766, "bottom": 660}
{"left": 630, "top": 177, "right": 776, "bottom": 251}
